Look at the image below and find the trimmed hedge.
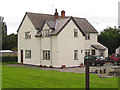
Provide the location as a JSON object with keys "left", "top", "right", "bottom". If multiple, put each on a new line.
{"left": 2, "top": 55, "right": 17, "bottom": 63}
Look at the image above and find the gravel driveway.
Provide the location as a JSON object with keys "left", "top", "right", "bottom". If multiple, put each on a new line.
{"left": 5, "top": 64, "right": 85, "bottom": 73}
{"left": 5, "top": 63, "right": 119, "bottom": 75}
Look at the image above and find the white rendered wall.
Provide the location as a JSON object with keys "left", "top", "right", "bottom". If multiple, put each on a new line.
{"left": 18, "top": 15, "right": 40, "bottom": 66}
{"left": 84, "top": 33, "right": 108, "bottom": 57}
{"left": 40, "top": 23, "right": 51, "bottom": 67}
{"left": 57, "top": 20, "right": 85, "bottom": 67}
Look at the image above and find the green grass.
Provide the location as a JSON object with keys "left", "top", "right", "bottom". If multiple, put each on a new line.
{"left": 2, "top": 62, "right": 18, "bottom": 65}
{"left": 2, "top": 65, "right": 119, "bottom": 88}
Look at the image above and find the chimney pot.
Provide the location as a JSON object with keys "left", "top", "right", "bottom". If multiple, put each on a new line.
{"left": 61, "top": 10, "right": 65, "bottom": 18}
{"left": 54, "top": 9, "right": 58, "bottom": 20}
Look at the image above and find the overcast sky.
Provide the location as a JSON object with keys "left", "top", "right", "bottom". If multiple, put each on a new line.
{"left": 0, "top": 0, "right": 119, "bottom": 34}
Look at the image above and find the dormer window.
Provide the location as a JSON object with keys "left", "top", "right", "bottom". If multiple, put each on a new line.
{"left": 42, "top": 29, "right": 50, "bottom": 37}
{"left": 85, "top": 33, "right": 90, "bottom": 40}
{"left": 74, "top": 29, "right": 78, "bottom": 38}
{"left": 25, "top": 31, "right": 31, "bottom": 39}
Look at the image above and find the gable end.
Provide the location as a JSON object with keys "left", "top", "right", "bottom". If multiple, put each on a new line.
{"left": 55, "top": 17, "right": 85, "bottom": 36}
{"left": 17, "top": 13, "right": 27, "bottom": 33}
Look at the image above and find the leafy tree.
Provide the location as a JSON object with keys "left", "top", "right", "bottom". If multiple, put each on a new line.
{"left": 98, "top": 27, "right": 120, "bottom": 55}
{"left": 1, "top": 16, "right": 17, "bottom": 50}
{"left": 2, "top": 33, "right": 17, "bottom": 50}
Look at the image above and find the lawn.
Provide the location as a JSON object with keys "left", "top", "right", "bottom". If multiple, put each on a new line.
{"left": 2, "top": 65, "right": 119, "bottom": 88}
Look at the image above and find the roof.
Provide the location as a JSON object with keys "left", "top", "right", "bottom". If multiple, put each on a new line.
{"left": 50, "top": 18, "right": 71, "bottom": 35}
{"left": 35, "top": 18, "right": 71, "bottom": 36}
{"left": 17, "top": 12, "right": 98, "bottom": 35}
{"left": 0, "top": 50, "right": 13, "bottom": 53}
{"left": 91, "top": 45, "right": 106, "bottom": 50}
{"left": 73, "top": 17, "right": 98, "bottom": 33}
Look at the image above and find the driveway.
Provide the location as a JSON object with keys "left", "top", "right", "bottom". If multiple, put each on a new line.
{"left": 5, "top": 62, "right": 119, "bottom": 74}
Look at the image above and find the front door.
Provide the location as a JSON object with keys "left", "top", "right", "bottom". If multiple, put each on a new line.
{"left": 92, "top": 50, "right": 95, "bottom": 56}
{"left": 21, "top": 50, "right": 23, "bottom": 64}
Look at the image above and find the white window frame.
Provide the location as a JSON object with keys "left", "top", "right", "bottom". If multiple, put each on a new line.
{"left": 99, "top": 50, "right": 104, "bottom": 56}
{"left": 74, "top": 29, "right": 78, "bottom": 38}
{"left": 85, "top": 50, "right": 90, "bottom": 56}
{"left": 43, "top": 50, "right": 50, "bottom": 60}
{"left": 42, "top": 29, "right": 50, "bottom": 37}
{"left": 25, "top": 31, "right": 31, "bottom": 39}
{"left": 74, "top": 50, "right": 78, "bottom": 60}
{"left": 25, "top": 50, "right": 31, "bottom": 58}
{"left": 85, "top": 33, "right": 90, "bottom": 40}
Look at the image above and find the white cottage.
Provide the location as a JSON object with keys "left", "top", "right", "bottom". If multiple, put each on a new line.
{"left": 17, "top": 9, "right": 108, "bottom": 68}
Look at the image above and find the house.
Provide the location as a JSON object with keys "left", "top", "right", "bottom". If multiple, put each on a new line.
{"left": 17, "top": 9, "right": 108, "bottom": 68}
{"left": 116, "top": 47, "right": 120, "bottom": 53}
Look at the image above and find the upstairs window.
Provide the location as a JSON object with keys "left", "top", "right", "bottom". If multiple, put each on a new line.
{"left": 85, "top": 33, "right": 90, "bottom": 40}
{"left": 45, "top": 29, "right": 49, "bottom": 37}
{"left": 74, "top": 29, "right": 78, "bottom": 38}
{"left": 74, "top": 50, "right": 78, "bottom": 60}
{"left": 25, "top": 31, "right": 31, "bottom": 39}
{"left": 42, "top": 29, "right": 50, "bottom": 37}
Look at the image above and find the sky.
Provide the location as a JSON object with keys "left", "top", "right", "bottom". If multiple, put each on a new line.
{"left": 0, "top": 0, "right": 119, "bottom": 34}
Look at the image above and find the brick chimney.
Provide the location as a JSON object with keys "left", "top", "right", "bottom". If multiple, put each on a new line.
{"left": 54, "top": 9, "right": 58, "bottom": 20}
{"left": 61, "top": 10, "right": 65, "bottom": 18}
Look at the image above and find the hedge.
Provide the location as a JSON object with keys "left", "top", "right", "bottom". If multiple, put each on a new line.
{"left": 2, "top": 55, "right": 17, "bottom": 63}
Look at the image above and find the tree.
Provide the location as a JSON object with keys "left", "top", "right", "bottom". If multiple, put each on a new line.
{"left": 1, "top": 17, "right": 17, "bottom": 50}
{"left": 2, "top": 33, "right": 17, "bottom": 50}
{"left": 98, "top": 27, "right": 120, "bottom": 55}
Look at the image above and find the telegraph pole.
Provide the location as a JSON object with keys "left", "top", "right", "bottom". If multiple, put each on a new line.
{"left": 85, "top": 61, "right": 89, "bottom": 90}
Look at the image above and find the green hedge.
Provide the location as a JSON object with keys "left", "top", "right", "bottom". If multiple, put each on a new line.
{"left": 2, "top": 55, "right": 17, "bottom": 63}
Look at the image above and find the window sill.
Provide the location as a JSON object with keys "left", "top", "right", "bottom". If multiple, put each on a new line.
{"left": 42, "top": 59, "right": 50, "bottom": 60}
{"left": 25, "top": 38, "right": 31, "bottom": 39}
{"left": 85, "top": 39, "right": 90, "bottom": 40}
{"left": 25, "top": 58, "right": 31, "bottom": 59}
{"left": 74, "top": 36, "right": 78, "bottom": 38}
{"left": 74, "top": 59, "right": 79, "bottom": 60}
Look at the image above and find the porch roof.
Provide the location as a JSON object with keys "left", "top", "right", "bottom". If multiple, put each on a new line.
{"left": 91, "top": 45, "right": 106, "bottom": 50}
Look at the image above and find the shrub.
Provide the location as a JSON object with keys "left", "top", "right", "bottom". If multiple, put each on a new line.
{"left": 11, "top": 47, "right": 17, "bottom": 51}
{"left": 2, "top": 55, "right": 17, "bottom": 63}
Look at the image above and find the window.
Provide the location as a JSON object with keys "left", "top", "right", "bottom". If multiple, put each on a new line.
{"left": 45, "top": 29, "right": 49, "bottom": 37}
{"left": 74, "top": 29, "right": 78, "bottom": 37}
{"left": 85, "top": 33, "right": 90, "bottom": 40}
{"left": 99, "top": 50, "right": 104, "bottom": 56}
{"left": 92, "top": 49, "right": 95, "bottom": 55}
{"left": 25, "top": 31, "right": 31, "bottom": 39}
{"left": 74, "top": 50, "right": 78, "bottom": 60}
{"left": 42, "top": 29, "right": 50, "bottom": 37}
{"left": 43, "top": 50, "right": 50, "bottom": 60}
{"left": 85, "top": 50, "right": 90, "bottom": 56}
{"left": 119, "top": 26, "right": 120, "bottom": 29}
{"left": 25, "top": 50, "right": 31, "bottom": 58}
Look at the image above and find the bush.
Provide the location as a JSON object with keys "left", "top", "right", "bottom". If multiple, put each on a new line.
{"left": 11, "top": 47, "right": 17, "bottom": 51}
{"left": 2, "top": 55, "right": 17, "bottom": 63}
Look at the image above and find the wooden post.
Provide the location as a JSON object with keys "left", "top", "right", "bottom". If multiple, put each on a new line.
{"left": 85, "top": 61, "right": 89, "bottom": 90}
